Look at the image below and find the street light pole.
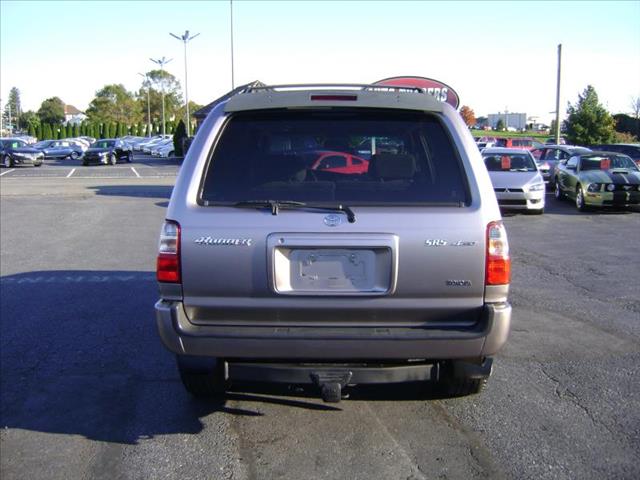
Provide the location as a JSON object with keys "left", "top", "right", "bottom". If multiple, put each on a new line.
{"left": 138, "top": 73, "right": 152, "bottom": 137}
{"left": 150, "top": 56, "right": 172, "bottom": 137}
{"left": 554, "top": 44, "right": 562, "bottom": 145}
{"left": 170, "top": 30, "right": 200, "bottom": 137}
{"left": 230, "top": 0, "right": 235, "bottom": 89}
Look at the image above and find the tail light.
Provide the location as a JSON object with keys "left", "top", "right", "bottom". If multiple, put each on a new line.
{"left": 157, "top": 220, "right": 181, "bottom": 283}
{"left": 486, "top": 221, "right": 510, "bottom": 285}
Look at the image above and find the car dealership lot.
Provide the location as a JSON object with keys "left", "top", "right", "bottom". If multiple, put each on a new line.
{"left": 1, "top": 172, "right": 639, "bottom": 479}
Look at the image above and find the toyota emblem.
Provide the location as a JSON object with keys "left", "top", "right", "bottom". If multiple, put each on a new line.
{"left": 324, "top": 214, "right": 342, "bottom": 227}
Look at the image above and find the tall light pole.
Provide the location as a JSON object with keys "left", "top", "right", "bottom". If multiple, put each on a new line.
{"left": 138, "top": 73, "right": 152, "bottom": 137}
{"left": 170, "top": 30, "right": 200, "bottom": 137}
{"left": 150, "top": 56, "right": 172, "bottom": 136}
{"left": 230, "top": 0, "right": 235, "bottom": 89}
{"left": 554, "top": 44, "right": 562, "bottom": 145}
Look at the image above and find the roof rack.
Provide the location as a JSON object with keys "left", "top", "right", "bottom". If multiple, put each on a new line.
{"left": 243, "top": 83, "right": 425, "bottom": 94}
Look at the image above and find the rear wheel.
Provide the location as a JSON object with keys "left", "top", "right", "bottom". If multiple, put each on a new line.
{"left": 70, "top": 151, "right": 79, "bottom": 160}
{"left": 176, "top": 355, "right": 228, "bottom": 399}
{"left": 438, "top": 358, "right": 491, "bottom": 397}
{"left": 126, "top": 152, "right": 132, "bottom": 163}
{"left": 2, "top": 156, "right": 13, "bottom": 168}
{"left": 554, "top": 180, "right": 564, "bottom": 200}
{"left": 34, "top": 161, "right": 42, "bottom": 167}
{"left": 109, "top": 153, "right": 117, "bottom": 165}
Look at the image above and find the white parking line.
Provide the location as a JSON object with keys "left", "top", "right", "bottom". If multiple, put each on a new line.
{"left": 0, "top": 169, "right": 15, "bottom": 177}
{"left": 131, "top": 167, "right": 141, "bottom": 178}
{"left": 66, "top": 168, "right": 76, "bottom": 178}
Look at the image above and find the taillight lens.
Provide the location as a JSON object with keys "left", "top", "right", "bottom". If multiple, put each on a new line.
{"left": 486, "top": 221, "right": 510, "bottom": 285}
{"left": 157, "top": 220, "right": 181, "bottom": 283}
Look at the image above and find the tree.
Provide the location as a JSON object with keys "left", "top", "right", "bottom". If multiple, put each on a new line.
{"left": 631, "top": 96, "right": 640, "bottom": 120}
{"left": 564, "top": 85, "right": 615, "bottom": 145}
{"left": 137, "top": 69, "right": 183, "bottom": 129}
{"left": 86, "top": 84, "right": 141, "bottom": 125}
{"left": 173, "top": 119, "right": 187, "bottom": 156}
{"left": 18, "top": 110, "right": 40, "bottom": 132}
{"left": 42, "top": 123, "right": 53, "bottom": 140}
{"left": 3, "top": 87, "right": 22, "bottom": 131}
{"left": 37, "top": 97, "right": 65, "bottom": 125}
{"left": 459, "top": 105, "right": 476, "bottom": 127}
{"left": 496, "top": 119, "right": 505, "bottom": 131}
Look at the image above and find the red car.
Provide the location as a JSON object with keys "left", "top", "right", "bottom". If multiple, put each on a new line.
{"left": 310, "top": 151, "right": 369, "bottom": 174}
{"left": 495, "top": 137, "right": 542, "bottom": 151}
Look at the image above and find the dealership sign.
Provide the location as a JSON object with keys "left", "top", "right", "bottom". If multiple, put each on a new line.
{"left": 373, "top": 76, "right": 460, "bottom": 109}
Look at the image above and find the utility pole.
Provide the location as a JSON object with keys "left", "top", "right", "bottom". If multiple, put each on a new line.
{"left": 170, "top": 30, "right": 200, "bottom": 137}
{"left": 230, "top": 0, "right": 235, "bottom": 89}
{"left": 150, "top": 57, "right": 172, "bottom": 137}
{"left": 138, "top": 73, "right": 152, "bottom": 137}
{"left": 555, "top": 44, "right": 562, "bottom": 145}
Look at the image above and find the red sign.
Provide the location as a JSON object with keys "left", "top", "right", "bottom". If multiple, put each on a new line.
{"left": 501, "top": 156, "right": 511, "bottom": 170}
{"left": 373, "top": 76, "right": 460, "bottom": 108}
{"left": 600, "top": 158, "right": 611, "bottom": 170}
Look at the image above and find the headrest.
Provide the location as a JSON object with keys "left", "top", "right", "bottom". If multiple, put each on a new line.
{"left": 370, "top": 153, "right": 416, "bottom": 179}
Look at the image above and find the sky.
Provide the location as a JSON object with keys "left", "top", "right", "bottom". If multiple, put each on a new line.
{"left": 1, "top": 0, "right": 639, "bottom": 124}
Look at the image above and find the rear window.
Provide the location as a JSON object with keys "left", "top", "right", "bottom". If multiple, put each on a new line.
{"left": 483, "top": 153, "right": 536, "bottom": 172}
{"left": 200, "top": 110, "right": 469, "bottom": 205}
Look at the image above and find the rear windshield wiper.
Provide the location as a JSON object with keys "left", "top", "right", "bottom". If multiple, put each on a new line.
{"left": 231, "top": 200, "right": 356, "bottom": 223}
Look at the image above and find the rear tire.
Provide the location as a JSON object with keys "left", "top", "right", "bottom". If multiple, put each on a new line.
{"left": 554, "top": 180, "right": 564, "bottom": 200}
{"left": 34, "top": 161, "right": 42, "bottom": 167}
{"left": 438, "top": 359, "right": 490, "bottom": 397}
{"left": 70, "top": 151, "right": 79, "bottom": 160}
{"left": 126, "top": 152, "right": 132, "bottom": 163}
{"left": 176, "top": 355, "right": 228, "bottom": 399}
{"left": 2, "top": 156, "right": 13, "bottom": 168}
{"left": 109, "top": 153, "right": 117, "bottom": 165}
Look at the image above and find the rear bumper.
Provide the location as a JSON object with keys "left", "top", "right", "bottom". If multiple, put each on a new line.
{"left": 156, "top": 300, "right": 511, "bottom": 360}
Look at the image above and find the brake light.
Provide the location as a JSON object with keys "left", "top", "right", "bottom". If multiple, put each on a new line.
{"left": 157, "top": 220, "right": 181, "bottom": 283}
{"left": 486, "top": 221, "right": 510, "bottom": 285}
{"left": 310, "top": 94, "right": 357, "bottom": 101}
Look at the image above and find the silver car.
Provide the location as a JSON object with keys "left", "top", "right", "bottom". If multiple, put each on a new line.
{"left": 155, "top": 83, "right": 512, "bottom": 402}
{"left": 482, "top": 147, "right": 546, "bottom": 214}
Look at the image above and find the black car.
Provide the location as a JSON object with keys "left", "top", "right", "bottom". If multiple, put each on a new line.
{"left": 82, "top": 139, "right": 132, "bottom": 166}
{"left": 0, "top": 138, "right": 44, "bottom": 168}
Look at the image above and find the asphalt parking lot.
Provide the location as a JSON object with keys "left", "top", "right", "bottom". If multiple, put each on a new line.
{"left": 1, "top": 161, "right": 639, "bottom": 480}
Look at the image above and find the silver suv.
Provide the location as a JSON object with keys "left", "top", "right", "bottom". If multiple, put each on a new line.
{"left": 155, "top": 83, "right": 511, "bottom": 402}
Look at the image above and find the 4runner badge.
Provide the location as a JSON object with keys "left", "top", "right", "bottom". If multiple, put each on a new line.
{"left": 194, "top": 237, "right": 253, "bottom": 246}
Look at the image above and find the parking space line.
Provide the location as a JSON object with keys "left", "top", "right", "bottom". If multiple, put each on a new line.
{"left": 0, "top": 169, "right": 15, "bottom": 177}
{"left": 131, "top": 167, "right": 141, "bottom": 178}
{"left": 66, "top": 168, "right": 76, "bottom": 178}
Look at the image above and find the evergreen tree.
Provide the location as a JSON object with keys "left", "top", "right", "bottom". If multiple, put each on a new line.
{"left": 73, "top": 124, "right": 80, "bottom": 137}
{"left": 28, "top": 124, "right": 36, "bottom": 138}
{"left": 36, "top": 124, "right": 43, "bottom": 140}
{"left": 565, "top": 85, "right": 616, "bottom": 145}
{"left": 43, "top": 123, "right": 53, "bottom": 140}
{"left": 117, "top": 122, "right": 126, "bottom": 138}
{"left": 109, "top": 122, "right": 117, "bottom": 138}
{"left": 173, "top": 119, "right": 187, "bottom": 156}
{"left": 37, "top": 97, "right": 65, "bottom": 125}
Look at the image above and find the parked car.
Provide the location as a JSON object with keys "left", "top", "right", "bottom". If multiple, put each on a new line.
{"left": 482, "top": 147, "right": 545, "bottom": 214}
{"left": 37, "top": 140, "right": 84, "bottom": 160}
{"left": 589, "top": 144, "right": 640, "bottom": 167}
{"left": 157, "top": 142, "right": 175, "bottom": 158}
{"left": 155, "top": 82, "right": 511, "bottom": 402}
{"left": 82, "top": 138, "right": 132, "bottom": 166}
{"left": 530, "top": 145, "right": 592, "bottom": 186}
{"left": 554, "top": 151, "right": 640, "bottom": 210}
{"left": 305, "top": 150, "right": 369, "bottom": 174}
{"left": 0, "top": 138, "right": 44, "bottom": 167}
{"left": 494, "top": 137, "right": 542, "bottom": 151}
{"left": 150, "top": 138, "right": 174, "bottom": 156}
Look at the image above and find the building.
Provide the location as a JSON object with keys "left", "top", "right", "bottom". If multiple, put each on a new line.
{"left": 64, "top": 104, "right": 87, "bottom": 125}
{"left": 488, "top": 112, "right": 527, "bottom": 131}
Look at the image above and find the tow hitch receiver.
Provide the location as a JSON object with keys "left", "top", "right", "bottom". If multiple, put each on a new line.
{"left": 310, "top": 370, "right": 353, "bottom": 403}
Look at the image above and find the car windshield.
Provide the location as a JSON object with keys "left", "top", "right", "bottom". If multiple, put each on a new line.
{"left": 483, "top": 153, "right": 536, "bottom": 172}
{"left": 200, "top": 110, "right": 469, "bottom": 205}
{"left": 581, "top": 155, "right": 638, "bottom": 171}
{"left": 93, "top": 140, "right": 115, "bottom": 148}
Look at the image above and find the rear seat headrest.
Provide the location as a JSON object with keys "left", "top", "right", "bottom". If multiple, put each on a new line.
{"left": 370, "top": 153, "right": 417, "bottom": 179}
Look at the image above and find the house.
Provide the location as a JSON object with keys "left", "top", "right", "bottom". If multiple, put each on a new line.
{"left": 64, "top": 104, "right": 87, "bottom": 125}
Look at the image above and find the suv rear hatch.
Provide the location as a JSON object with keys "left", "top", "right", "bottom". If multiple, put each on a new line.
{"left": 180, "top": 109, "right": 487, "bottom": 327}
